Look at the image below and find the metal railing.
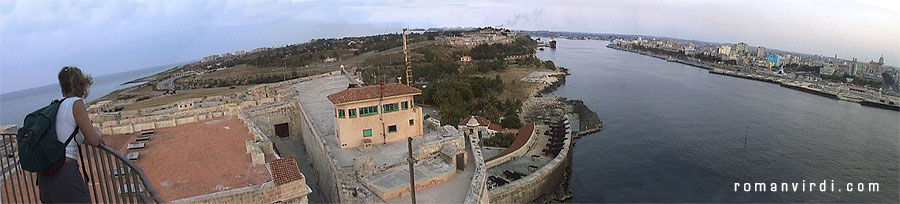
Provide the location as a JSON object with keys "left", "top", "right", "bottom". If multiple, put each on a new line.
{"left": 1, "top": 133, "right": 164, "bottom": 203}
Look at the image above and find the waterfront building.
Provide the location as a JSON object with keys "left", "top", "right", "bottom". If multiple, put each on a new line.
{"left": 683, "top": 46, "right": 697, "bottom": 56}
{"left": 767, "top": 54, "right": 780, "bottom": 68}
{"left": 820, "top": 64, "right": 836, "bottom": 76}
{"left": 327, "top": 83, "right": 424, "bottom": 148}
{"left": 718, "top": 45, "right": 732, "bottom": 58}
{"left": 756, "top": 46, "right": 766, "bottom": 59}
{"left": 851, "top": 58, "right": 862, "bottom": 77}
{"left": 734, "top": 42, "right": 749, "bottom": 57}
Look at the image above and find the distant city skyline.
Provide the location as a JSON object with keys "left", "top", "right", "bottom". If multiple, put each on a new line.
{"left": 2, "top": 0, "right": 898, "bottom": 93}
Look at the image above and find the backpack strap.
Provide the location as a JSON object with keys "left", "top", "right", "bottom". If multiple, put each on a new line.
{"left": 64, "top": 125, "right": 79, "bottom": 146}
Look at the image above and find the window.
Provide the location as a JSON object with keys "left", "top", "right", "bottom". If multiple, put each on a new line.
{"left": 409, "top": 119, "right": 414, "bottom": 126}
{"left": 337, "top": 109, "right": 346, "bottom": 118}
{"left": 348, "top": 109, "right": 357, "bottom": 118}
{"left": 388, "top": 125, "right": 397, "bottom": 133}
{"left": 401, "top": 101, "right": 409, "bottom": 110}
{"left": 363, "top": 129, "right": 373, "bottom": 137}
{"left": 360, "top": 106, "right": 378, "bottom": 116}
{"left": 382, "top": 103, "right": 399, "bottom": 113}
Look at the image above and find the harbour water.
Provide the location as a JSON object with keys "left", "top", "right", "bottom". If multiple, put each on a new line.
{"left": 0, "top": 64, "right": 175, "bottom": 125}
{"left": 537, "top": 39, "right": 899, "bottom": 202}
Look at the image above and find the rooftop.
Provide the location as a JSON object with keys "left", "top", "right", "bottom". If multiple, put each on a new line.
{"left": 104, "top": 116, "right": 271, "bottom": 201}
{"left": 293, "top": 76, "right": 446, "bottom": 167}
{"left": 326, "top": 83, "right": 421, "bottom": 105}
{"left": 458, "top": 116, "right": 502, "bottom": 132}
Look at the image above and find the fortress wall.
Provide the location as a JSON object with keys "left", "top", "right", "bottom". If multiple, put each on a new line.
{"left": 487, "top": 125, "right": 573, "bottom": 203}
{"left": 172, "top": 177, "right": 310, "bottom": 204}
{"left": 464, "top": 129, "right": 490, "bottom": 204}
{"left": 295, "top": 102, "right": 345, "bottom": 203}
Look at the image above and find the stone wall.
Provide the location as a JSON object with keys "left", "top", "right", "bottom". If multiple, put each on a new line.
{"left": 172, "top": 177, "right": 310, "bottom": 204}
{"left": 415, "top": 135, "right": 465, "bottom": 161}
{"left": 296, "top": 103, "right": 345, "bottom": 203}
{"left": 242, "top": 102, "right": 305, "bottom": 140}
{"left": 98, "top": 108, "right": 238, "bottom": 135}
{"left": 464, "top": 130, "right": 490, "bottom": 204}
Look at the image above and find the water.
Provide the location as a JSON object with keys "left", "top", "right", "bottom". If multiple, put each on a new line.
{"left": 0, "top": 64, "right": 175, "bottom": 125}
{"left": 537, "top": 39, "right": 899, "bottom": 202}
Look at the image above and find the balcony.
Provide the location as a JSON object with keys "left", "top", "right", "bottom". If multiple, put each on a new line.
{"left": 1, "top": 133, "right": 164, "bottom": 203}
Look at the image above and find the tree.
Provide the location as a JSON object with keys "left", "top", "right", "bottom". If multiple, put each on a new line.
{"left": 500, "top": 114, "right": 523, "bottom": 129}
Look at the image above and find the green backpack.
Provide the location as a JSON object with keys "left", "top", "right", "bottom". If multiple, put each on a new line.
{"left": 16, "top": 98, "right": 79, "bottom": 174}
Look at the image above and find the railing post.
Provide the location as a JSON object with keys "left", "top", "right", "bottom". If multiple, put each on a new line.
{"left": 121, "top": 160, "right": 137, "bottom": 204}
{"left": 0, "top": 134, "right": 164, "bottom": 204}
{"left": 1, "top": 135, "right": 13, "bottom": 203}
{"left": 95, "top": 146, "right": 114, "bottom": 203}
{"left": 105, "top": 152, "right": 124, "bottom": 203}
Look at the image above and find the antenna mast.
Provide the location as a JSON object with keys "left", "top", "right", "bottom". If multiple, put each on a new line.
{"left": 403, "top": 28, "right": 412, "bottom": 86}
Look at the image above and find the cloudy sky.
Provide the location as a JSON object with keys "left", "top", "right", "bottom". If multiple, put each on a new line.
{"left": 1, "top": 0, "right": 898, "bottom": 93}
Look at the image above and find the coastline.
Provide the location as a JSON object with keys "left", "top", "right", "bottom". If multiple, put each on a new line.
{"left": 607, "top": 43, "right": 900, "bottom": 112}
{"left": 519, "top": 60, "right": 602, "bottom": 203}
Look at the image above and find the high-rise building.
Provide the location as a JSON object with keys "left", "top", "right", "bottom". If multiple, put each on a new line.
{"left": 879, "top": 54, "right": 884, "bottom": 65}
{"left": 735, "top": 42, "right": 749, "bottom": 56}
{"left": 756, "top": 47, "right": 766, "bottom": 58}
{"left": 767, "top": 54, "right": 780, "bottom": 68}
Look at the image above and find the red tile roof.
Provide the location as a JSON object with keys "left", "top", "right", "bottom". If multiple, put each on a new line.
{"left": 459, "top": 116, "right": 503, "bottom": 132}
{"left": 270, "top": 158, "right": 303, "bottom": 185}
{"left": 486, "top": 123, "right": 535, "bottom": 162}
{"left": 327, "top": 83, "right": 421, "bottom": 104}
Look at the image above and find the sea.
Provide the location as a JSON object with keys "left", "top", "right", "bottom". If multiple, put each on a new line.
{"left": 0, "top": 64, "right": 175, "bottom": 125}
{"left": 537, "top": 39, "right": 899, "bottom": 202}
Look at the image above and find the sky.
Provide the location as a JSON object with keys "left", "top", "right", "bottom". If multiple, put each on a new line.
{"left": 1, "top": 0, "right": 898, "bottom": 93}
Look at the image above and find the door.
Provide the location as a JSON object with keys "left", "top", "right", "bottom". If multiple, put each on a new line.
{"left": 274, "top": 123, "right": 290, "bottom": 138}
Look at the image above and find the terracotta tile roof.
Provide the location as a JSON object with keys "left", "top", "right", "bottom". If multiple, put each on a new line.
{"left": 459, "top": 116, "right": 503, "bottom": 132}
{"left": 327, "top": 83, "right": 421, "bottom": 104}
{"left": 486, "top": 123, "right": 535, "bottom": 162}
{"left": 270, "top": 158, "right": 303, "bottom": 185}
{"left": 459, "top": 116, "right": 490, "bottom": 127}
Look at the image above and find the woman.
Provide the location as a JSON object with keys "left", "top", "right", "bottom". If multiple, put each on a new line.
{"left": 39, "top": 66, "right": 105, "bottom": 203}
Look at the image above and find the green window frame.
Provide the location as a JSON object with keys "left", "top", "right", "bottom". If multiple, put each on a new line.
{"left": 338, "top": 109, "right": 346, "bottom": 118}
{"left": 401, "top": 101, "right": 409, "bottom": 110}
{"left": 360, "top": 106, "right": 378, "bottom": 116}
{"left": 382, "top": 103, "right": 399, "bottom": 113}
{"left": 363, "top": 129, "right": 373, "bottom": 137}
{"left": 388, "top": 125, "right": 397, "bottom": 133}
{"left": 348, "top": 108, "right": 357, "bottom": 118}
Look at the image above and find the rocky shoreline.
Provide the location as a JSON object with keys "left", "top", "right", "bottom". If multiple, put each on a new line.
{"left": 567, "top": 99, "right": 602, "bottom": 137}
{"left": 523, "top": 65, "right": 601, "bottom": 203}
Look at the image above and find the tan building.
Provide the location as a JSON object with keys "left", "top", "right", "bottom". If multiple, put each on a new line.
{"left": 327, "top": 83, "right": 424, "bottom": 148}
{"left": 460, "top": 55, "right": 472, "bottom": 62}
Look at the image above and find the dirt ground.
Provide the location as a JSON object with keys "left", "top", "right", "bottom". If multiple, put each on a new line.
{"left": 487, "top": 65, "right": 549, "bottom": 101}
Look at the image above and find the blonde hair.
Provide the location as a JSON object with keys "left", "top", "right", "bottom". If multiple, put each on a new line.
{"left": 58, "top": 66, "right": 93, "bottom": 98}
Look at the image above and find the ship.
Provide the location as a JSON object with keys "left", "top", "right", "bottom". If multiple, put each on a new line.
{"left": 860, "top": 100, "right": 900, "bottom": 111}
{"left": 778, "top": 83, "right": 839, "bottom": 100}
{"left": 549, "top": 38, "right": 557, "bottom": 49}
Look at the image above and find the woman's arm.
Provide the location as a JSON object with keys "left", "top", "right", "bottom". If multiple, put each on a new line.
{"left": 73, "top": 99, "right": 104, "bottom": 146}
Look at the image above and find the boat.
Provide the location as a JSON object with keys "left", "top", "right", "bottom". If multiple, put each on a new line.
{"left": 860, "top": 100, "right": 900, "bottom": 111}
{"left": 778, "top": 83, "right": 839, "bottom": 100}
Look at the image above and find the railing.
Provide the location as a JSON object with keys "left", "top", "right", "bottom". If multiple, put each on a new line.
{"left": 0, "top": 133, "right": 164, "bottom": 203}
